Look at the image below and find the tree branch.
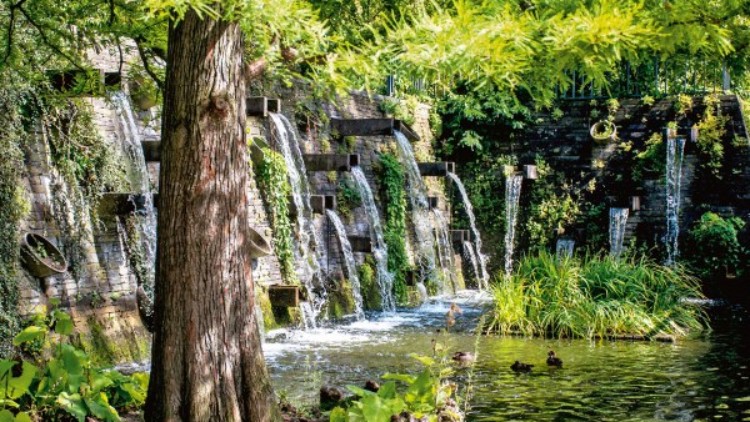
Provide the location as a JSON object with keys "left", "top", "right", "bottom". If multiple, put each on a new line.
{"left": 135, "top": 38, "right": 164, "bottom": 91}
{"left": 17, "top": 4, "right": 84, "bottom": 70}
{"left": 2, "top": 0, "right": 28, "bottom": 65}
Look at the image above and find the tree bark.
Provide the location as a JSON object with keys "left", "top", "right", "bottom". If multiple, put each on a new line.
{"left": 144, "top": 9, "right": 279, "bottom": 421}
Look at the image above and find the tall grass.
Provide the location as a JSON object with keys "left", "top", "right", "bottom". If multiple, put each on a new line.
{"left": 487, "top": 251, "right": 707, "bottom": 339}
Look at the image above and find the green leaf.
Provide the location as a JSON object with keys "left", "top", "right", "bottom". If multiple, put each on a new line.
{"left": 14, "top": 412, "right": 32, "bottom": 422}
{"left": 330, "top": 407, "right": 348, "bottom": 422}
{"left": 346, "top": 385, "right": 375, "bottom": 398}
{"left": 377, "top": 381, "right": 397, "bottom": 400}
{"left": 56, "top": 392, "right": 88, "bottom": 422}
{"left": 0, "top": 398, "right": 19, "bottom": 409}
{"left": 382, "top": 373, "right": 416, "bottom": 385}
{"left": 6, "top": 362, "right": 37, "bottom": 400}
{"left": 53, "top": 310, "right": 74, "bottom": 336}
{"left": 0, "top": 410, "right": 15, "bottom": 422}
{"left": 85, "top": 392, "right": 120, "bottom": 422}
{"left": 12, "top": 326, "right": 46, "bottom": 346}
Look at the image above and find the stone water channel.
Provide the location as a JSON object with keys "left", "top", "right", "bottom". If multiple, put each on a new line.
{"left": 264, "top": 294, "right": 750, "bottom": 421}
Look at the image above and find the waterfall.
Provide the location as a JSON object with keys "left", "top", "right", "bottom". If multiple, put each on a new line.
{"left": 609, "top": 208, "right": 629, "bottom": 257}
{"left": 447, "top": 172, "right": 489, "bottom": 289}
{"left": 462, "top": 240, "right": 482, "bottom": 288}
{"left": 665, "top": 136, "right": 686, "bottom": 265}
{"left": 393, "top": 131, "right": 451, "bottom": 291}
{"left": 326, "top": 210, "right": 365, "bottom": 319}
{"left": 555, "top": 238, "right": 575, "bottom": 259}
{"left": 110, "top": 92, "right": 156, "bottom": 306}
{"left": 432, "top": 209, "right": 456, "bottom": 293}
{"left": 351, "top": 167, "right": 396, "bottom": 312}
{"left": 503, "top": 175, "right": 523, "bottom": 276}
{"left": 268, "top": 113, "right": 326, "bottom": 327}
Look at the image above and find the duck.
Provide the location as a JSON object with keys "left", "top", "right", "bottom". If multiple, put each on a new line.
{"left": 452, "top": 351, "right": 475, "bottom": 363}
{"left": 510, "top": 360, "right": 534, "bottom": 373}
{"left": 546, "top": 350, "right": 563, "bottom": 368}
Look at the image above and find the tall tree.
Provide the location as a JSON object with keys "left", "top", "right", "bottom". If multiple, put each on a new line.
{"left": 144, "top": 7, "right": 279, "bottom": 421}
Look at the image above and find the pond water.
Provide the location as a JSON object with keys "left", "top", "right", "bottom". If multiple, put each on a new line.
{"left": 264, "top": 291, "right": 750, "bottom": 421}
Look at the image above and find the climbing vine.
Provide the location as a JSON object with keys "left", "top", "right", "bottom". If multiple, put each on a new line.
{"left": 377, "top": 153, "right": 408, "bottom": 303}
{"left": 696, "top": 94, "right": 728, "bottom": 180}
{"left": 255, "top": 146, "right": 298, "bottom": 284}
{"left": 0, "top": 88, "right": 28, "bottom": 356}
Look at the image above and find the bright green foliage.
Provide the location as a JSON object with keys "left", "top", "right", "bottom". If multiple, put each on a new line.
{"left": 255, "top": 147, "right": 298, "bottom": 284}
{"left": 696, "top": 95, "right": 729, "bottom": 180}
{"left": 632, "top": 132, "right": 666, "bottom": 182}
{"left": 336, "top": 175, "right": 362, "bottom": 220}
{"left": 330, "top": 354, "right": 460, "bottom": 422}
{"left": 1, "top": 307, "right": 147, "bottom": 422}
{"left": 378, "top": 154, "right": 409, "bottom": 304}
{"left": 685, "top": 212, "right": 746, "bottom": 280}
{"left": 488, "top": 251, "right": 707, "bottom": 339}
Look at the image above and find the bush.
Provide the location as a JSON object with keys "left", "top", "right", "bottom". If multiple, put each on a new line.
{"left": 685, "top": 212, "right": 746, "bottom": 280}
{"left": 487, "top": 251, "right": 707, "bottom": 339}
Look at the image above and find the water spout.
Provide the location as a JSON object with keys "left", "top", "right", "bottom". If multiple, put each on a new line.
{"left": 665, "top": 136, "right": 686, "bottom": 266}
{"left": 447, "top": 172, "right": 489, "bottom": 289}
{"left": 609, "top": 208, "right": 629, "bottom": 257}
{"left": 503, "top": 175, "right": 523, "bottom": 276}
{"left": 462, "top": 240, "right": 481, "bottom": 287}
{"left": 351, "top": 167, "right": 396, "bottom": 312}
{"left": 326, "top": 209, "right": 365, "bottom": 319}
{"left": 555, "top": 238, "right": 575, "bottom": 259}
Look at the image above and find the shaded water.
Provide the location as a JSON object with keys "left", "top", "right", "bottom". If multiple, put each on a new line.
{"left": 609, "top": 207, "right": 629, "bottom": 257}
{"left": 503, "top": 175, "right": 523, "bottom": 276}
{"left": 448, "top": 172, "right": 489, "bottom": 289}
{"left": 326, "top": 209, "right": 365, "bottom": 319}
{"left": 665, "top": 136, "right": 686, "bottom": 266}
{"left": 555, "top": 238, "right": 575, "bottom": 259}
{"left": 265, "top": 296, "right": 750, "bottom": 421}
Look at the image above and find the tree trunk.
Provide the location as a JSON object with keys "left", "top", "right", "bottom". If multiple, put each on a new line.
{"left": 144, "top": 10, "right": 279, "bottom": 421}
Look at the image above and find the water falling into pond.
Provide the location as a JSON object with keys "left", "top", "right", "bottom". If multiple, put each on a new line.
{"left": 269, "top": 113, "right": 325, "bottom": 327}
{"left": 503, "top": 175, "right": 523, "bottom": 276}
{"left": 110, "top": 91, "right": 156, "bottom": 305}
{"left": 447, "top": 172, "right": 489, "bottom": 289}
{"left": 609, "top": 208, "right": 630, "bottom": 257}
{"left": 555, "top": 238, "right": 575, "bottom": 259}
{"left": 326, "top": 209, "right": 365, "bottom": 320}
{"left": 393, "top": 131, "right": 448, "bottom": 290}
{"left": 665, "top": 135, "right": 686, "bottom": 265}
{"left": 462, "top": 240, "right": 482, "bottom": 287}
{"left": 351, "top": 166, "right": 395, "bottom": 312}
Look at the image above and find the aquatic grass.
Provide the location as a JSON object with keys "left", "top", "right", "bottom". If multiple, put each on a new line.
{"left": 487, "top": 251, "right": 708, "bottom": 339}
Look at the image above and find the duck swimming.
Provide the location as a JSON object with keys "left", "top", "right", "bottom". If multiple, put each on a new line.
{"left": 546, "top": 350, "right": 563, "bottom": 367}
{"left": 452, "top": 352, "right": 475, "bottom": 363}
{"left": 511, "top": 361, "right": 533, "bottom": 373}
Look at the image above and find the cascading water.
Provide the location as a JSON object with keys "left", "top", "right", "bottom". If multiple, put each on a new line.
{"left": 555, "top": 238, "right": 575, "bottom": 259}
{"left": 110, "top": 91, "right": 156, "bottom": 307}
{"left": 351, "top": 167, "right": 395, "bottom": 312}
{"left": 326, "top": 209, "right": 365, "bottom": 319}
{"left": 268, "top": 113, "right": 325, "bottom": 328}
{"left": 665, "top": 136, "right": 686, "bottom": 266}
{"left": 393, "top": 131, "right": 452, "bottom": 291}
{"left": 432, "top": 209, "right": 456, "bottom": 293}
{"left": 462, "top": 240, "right": 482, "bottom": 287}
{"left": 609, "top": 208, "right": 630, "bottom": 257}
{"left": 447, "top": 172, "right": 489, "bottom": 289}
{"left": 503, "top": 175, "right": 523, "bottom": 276}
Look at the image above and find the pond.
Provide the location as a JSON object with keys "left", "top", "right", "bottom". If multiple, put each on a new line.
{"left": 264, "top": 291, "right": 750, "bottom": 421}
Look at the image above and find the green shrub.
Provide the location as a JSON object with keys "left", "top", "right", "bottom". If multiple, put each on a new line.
{"left": 685, "top": 212, "right": 746, "bottom": 279}
{"left": 1, "top": 306, "right": 147, "bottom": 422}
{"left": 336, "top": 176, "right": 362, "bottom": 220}
{"left": 488, "top": 251, "right": 707, "bottom": 339}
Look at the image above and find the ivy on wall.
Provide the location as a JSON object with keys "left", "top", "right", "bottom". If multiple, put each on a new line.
{"left": 255, "top": 146, "right": 298, "bottom": 284}
{"left": 377, "top": 153, "right": 408, "bottom": 303}
{"left": 0, "top": 89, "right": 27, "bottom": 356}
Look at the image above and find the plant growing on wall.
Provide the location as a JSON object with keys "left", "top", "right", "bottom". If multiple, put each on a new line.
{"left": 0, "top": 89, "right": 27, "bottom": 358}
{"left": 378, "top": 153, "right": 409, "bottom": 303}
{"left": 696, "top": 94, "right": 728, "bottom": 180}
{"left": 685, "top": 212, "right": 746, "bottom": 280}
{"left": 336, "top": 175, "right": 362, "bottom": 220}
{"left": 255, "top": 146, "right": 298, "bottom": 284}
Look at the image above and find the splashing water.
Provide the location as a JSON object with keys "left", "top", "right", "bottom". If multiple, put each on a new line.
{"left": 555, "top": 238, "right": 575, "bottom": 259}
{"left": 326, "top": 210, "right": 365, "bottom": 319}
{"left": 447, "top": 172, "right": 489, "bottom": 289}
{"left": 503, "top": 175, "right": 523, "bottom": 276}
{"left": 665, "top": 136, "right": 686, "bottom": 266}
{"left": 609, "top": 208, "right": 630, "bottom": 258}
{"left": 351, "top": 167, "right": 395, "bottom": 312}
{"left": 393, "top": 131, "right": 453, "bottom": 291}
{"left": 268, "top": 113, "right": 325, "bottom": 327}
{"left": 110, "top": 91, "right": 156, "bottom": 304}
